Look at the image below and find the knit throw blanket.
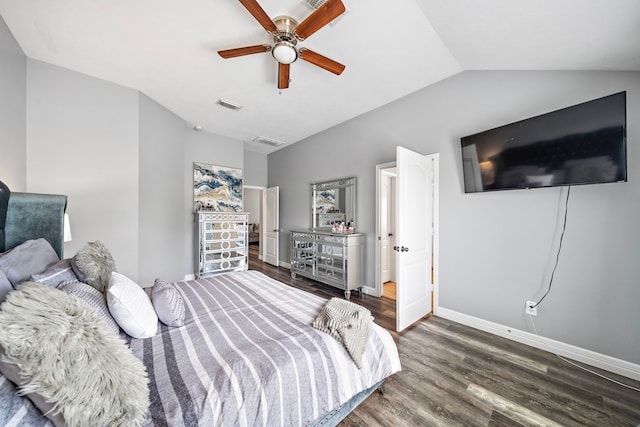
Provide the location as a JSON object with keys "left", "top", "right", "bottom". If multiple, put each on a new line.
{"left": 312, "top": 297, "right": 373, "bottom": 368}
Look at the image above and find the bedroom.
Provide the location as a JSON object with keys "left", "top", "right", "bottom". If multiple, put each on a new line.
{"left": 1, "top": 0, "right": 639, "bottom": 425}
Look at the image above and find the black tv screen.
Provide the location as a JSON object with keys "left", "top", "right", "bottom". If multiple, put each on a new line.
{"left": 461, "top": 92, "right": 627, "bottom": 193}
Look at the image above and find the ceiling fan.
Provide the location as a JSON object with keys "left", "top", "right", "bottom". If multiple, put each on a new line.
{"left": 218, "top": 0, "right": 346, "bottom": 89}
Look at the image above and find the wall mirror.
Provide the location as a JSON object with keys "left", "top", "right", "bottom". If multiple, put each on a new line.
{"left": 311, "top": 177, "right": 356, "bottom": 230}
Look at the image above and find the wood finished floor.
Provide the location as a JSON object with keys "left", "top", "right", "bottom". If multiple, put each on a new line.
{"left": 248, "top": 245, "right": 640, "bottom": 426}
{"left": 383, "top": 281, "right": 396, "bottom": 300}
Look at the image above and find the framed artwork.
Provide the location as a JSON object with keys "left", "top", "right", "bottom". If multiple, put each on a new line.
{"left": 193, "top": 162, "right": 243, "bottom": 212}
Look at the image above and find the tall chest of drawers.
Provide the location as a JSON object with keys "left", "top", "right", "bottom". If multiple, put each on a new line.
{"left": 196, "top": 211, "right": 248, "bottom": 278}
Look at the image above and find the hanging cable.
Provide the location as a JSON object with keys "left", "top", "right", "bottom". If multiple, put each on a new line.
{"left": 531, "top": 186, "right": 571, "bottom": 309}
{"left": 528, "top": 315, "right": 640, "bottom": 392}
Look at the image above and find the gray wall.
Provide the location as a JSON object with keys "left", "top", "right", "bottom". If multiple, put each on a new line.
{"left": 26, "top": 59, "right": 140, "bottom": 277}
{"left": 138, "top": 93, "right": 187, "bottom": 285}
{"left": 269, "top": 70, "right": 640, "bottom": 365}
{"left": 25, "top": 61, "right": 246, "bottom": 284}
{"left": 0, "top": 15, "right": 26, "bottom": 191}
{"left": 244, "top": 150, "right": 268, "bottom": 187}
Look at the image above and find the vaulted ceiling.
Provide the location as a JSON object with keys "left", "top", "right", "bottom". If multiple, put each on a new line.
{"left": 1, "top": 0, "right": 639, "bottom": 153}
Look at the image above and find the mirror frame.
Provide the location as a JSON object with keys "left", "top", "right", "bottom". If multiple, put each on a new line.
{"left": 311, "top": 177, "right": 357, "bottom": 230}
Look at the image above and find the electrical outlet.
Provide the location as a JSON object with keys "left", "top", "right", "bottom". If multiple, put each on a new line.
{"left": 525, "top": 301, "right": 537, "bottom": 316}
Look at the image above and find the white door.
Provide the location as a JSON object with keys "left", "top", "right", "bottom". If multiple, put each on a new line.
{"left": 264, "top": 186, "right": 279, "bottom": 267}
{"left": 396, "top": 146, "right": 433, "bottom": 332}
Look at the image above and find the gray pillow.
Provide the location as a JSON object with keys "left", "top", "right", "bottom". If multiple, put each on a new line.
{"left": 71, "top": 241, "right": 116, "bottom": 293}
{"left": 0, "top": 238, "right": 59, "bottom": 286}
{"left": 60, "top": 281, "right": 120, "bottom": 334}
{"left": 0, "top": 270, "right": 12, "bottom": 303}
{"left": 0, "top": 348, "right": 66, "bottom": 427}
{"left": 151, "top": 279, "right": 185, "bottom": 327}
{"left": 29, "top": 258, "right": 78, "bottom": 288}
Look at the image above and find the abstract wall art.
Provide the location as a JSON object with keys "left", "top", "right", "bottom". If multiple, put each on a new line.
{"left": 193, "top": 162, "right": 243, "bottom": 212}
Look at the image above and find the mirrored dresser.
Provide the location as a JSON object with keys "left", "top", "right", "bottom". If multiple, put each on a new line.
{"left": 196, "top": 211, "right": 248, "bottom": 278}
{"left": 290, "top": 230, "right": 365, "bottom": 300}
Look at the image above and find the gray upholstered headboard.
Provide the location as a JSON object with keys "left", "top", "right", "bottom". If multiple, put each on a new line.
{"left": 0, "top": 181, "right": 67, "bottom": 259}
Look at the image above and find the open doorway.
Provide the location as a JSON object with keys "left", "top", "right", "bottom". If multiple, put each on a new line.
{"left": 244, "top": 186, "right": 264, "bottom": 261}
{"left": 375, "top": 150, "right": 439, "bottom": 331}
{"left": 377, "top": 165, "right": 397, "bottom": 300}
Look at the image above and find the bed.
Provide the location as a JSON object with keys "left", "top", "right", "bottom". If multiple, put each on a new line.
{"left": 0, "top": 182, "right": 401, "bottom": 427}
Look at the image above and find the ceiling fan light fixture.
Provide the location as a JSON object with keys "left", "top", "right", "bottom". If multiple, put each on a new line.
{"left": 272, "top": 41, "right": 298, "bottom": 64}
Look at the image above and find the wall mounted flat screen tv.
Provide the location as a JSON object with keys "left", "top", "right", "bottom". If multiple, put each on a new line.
{"left": 461, "top": 92, "right": 627, "bottom": 193}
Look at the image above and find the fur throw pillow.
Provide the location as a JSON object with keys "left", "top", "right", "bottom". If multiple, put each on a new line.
{"left": 71, "top": 241, "right": 116, "bottom": 292}
{"left": 0, "top": 282, "right": 149, "bottom": 427}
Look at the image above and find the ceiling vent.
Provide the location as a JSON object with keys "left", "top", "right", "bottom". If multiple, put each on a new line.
{"left": 252, "top": 136, "right": 286, "bottom": 147}
{"left": 302, "top": 0, "right": 348, "bottom": 26}
{"left": 215, "top": 99, "right": 242, "bottom": 111}
{"left": 303, "top": 0, "right": 327, "bottom": 10}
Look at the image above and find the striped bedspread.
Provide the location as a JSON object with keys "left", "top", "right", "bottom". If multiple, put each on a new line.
{"left": 0, "top": 373, "right": 54, "bottom": 427}
{"left": 128, "top": 270, "right": 401, "bottom": 427}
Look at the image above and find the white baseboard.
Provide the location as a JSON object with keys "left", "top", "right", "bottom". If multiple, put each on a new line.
{"left": 437, "top": 307, "right": 640, "bottom": 381}
{"left": 183, "top": 274, "right": 195, "bottom": 281}
{"left": 281, "top": 261, "right": 291, "bottom": 269}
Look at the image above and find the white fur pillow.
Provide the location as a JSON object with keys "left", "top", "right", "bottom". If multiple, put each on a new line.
{"left": 106, "top": 272, "right": 158, "bottom": 338}
{"left": 0, "top": 282, "right": 149, "bottom": 427}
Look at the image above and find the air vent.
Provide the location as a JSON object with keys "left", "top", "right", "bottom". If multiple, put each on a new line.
{"left": 215, "top": 99, "right": 243, "bottom": 111}
{"left": 303, "top": 0, "right": 327, "bottom": 10}
{"left": 252, "top": 136, "right": 286, "bottom": 147}
{"left": 302, "top": 0, "right": 348, "bottom": 26}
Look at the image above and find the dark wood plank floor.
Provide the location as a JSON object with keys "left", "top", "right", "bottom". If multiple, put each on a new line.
{"left": 248, "top": 245, "right": 640, "bottom": 426}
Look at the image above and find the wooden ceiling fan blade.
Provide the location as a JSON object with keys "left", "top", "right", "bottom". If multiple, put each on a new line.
{"left": 294, "top": 0, "right": 345, "bottom": 40}
{"left": 299, "top": 48, "right": 345, "bottom": 75}
{"left": 238, "top": 0, "right": 278, "bottom": 33}
{"left": 218, "top": 44, "right": 270, "bottom": 58}
{"left": 278, "top": 63, "right": 290, "bottom": 89}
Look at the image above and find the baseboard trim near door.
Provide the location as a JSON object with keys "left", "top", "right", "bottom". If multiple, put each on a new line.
{"left": 437, "top": 307, "right": 640, "bottom": 381}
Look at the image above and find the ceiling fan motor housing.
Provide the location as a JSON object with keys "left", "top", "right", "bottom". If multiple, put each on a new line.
{"left": 272, "top": 16, "right": 299, "bottom": 64}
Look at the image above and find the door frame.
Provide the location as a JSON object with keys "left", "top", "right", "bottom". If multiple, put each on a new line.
{"left": 375, "top": 162, "right": 397, "bottom": 298}
{"left": 374, "top": 154, "right": 440, "bottom": 315}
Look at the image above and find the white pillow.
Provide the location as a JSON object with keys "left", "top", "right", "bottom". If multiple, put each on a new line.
{"left": 106, "top": 272, "right": 158, "bottom": 338}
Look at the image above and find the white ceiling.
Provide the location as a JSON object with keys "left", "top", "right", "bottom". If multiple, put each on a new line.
{"left": 1, "top": 0, "right": 639, "bottom": 153}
